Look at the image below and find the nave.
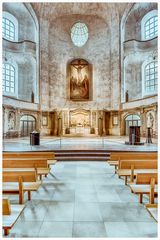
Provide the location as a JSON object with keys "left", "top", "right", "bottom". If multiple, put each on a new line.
{"left": 3, "top": 161, "right": 157, "bottom": 238}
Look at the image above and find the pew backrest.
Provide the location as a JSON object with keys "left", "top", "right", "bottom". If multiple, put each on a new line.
{"left": 119, "top": 160, "right": 157, "bottom": 170}
{"left": 3, "top": 159, "right": 48, "bottom": 168}
{"left": 110, "top": 152, "right": 157, "bottom": 161}
{"left": 136, "top": 173, "right": 158, "bottom": 184}
{"left": 3, "top": 170, "right": 37, "bottom": 182}
{"left": 3, "top": 152, "right": 55, "bottom": 160}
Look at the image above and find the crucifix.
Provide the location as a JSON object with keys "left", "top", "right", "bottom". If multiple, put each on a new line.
{"left": 71, "top": 59, "right": 88, "bottom": 84}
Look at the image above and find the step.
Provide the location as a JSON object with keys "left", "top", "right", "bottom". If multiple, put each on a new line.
{"left": 54, "top": 149, "right": 110, "bottom": 161}
{"left": 55, "top": 152, "right": 109, "bottom": 156}
{"left": 56, "top": 156, "right": 108, "bottom": 161}
{"left": 56, "top": 156, "right": 109, "bottom": 161}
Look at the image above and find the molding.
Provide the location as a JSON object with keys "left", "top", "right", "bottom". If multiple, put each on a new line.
{"left": 3, "top": 38, "right": 36, "bottom": 57}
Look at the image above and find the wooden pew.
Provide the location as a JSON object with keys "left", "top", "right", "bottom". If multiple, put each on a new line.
{"left": 3, "top": 198, "right": 25, "bottom": 236}
{"left": 145, "top": 204, "right": 158, "bottom": 222}
{"left": 117, "top": 160, "right": 157, "bottom": 185}
{"left": 129, "top": 173, "right": 158, "bottom": 203}
{"left": 107, "top": 152, "right": 157, "bottom": 173}
{"left": 3, "top": 169, "right": 41, "bottom": 204}
{"left": 3, "top": 151, "right": 57, "bottom": 169}
{"left": 3, "top": 159, "right": 50, "bottom": 180}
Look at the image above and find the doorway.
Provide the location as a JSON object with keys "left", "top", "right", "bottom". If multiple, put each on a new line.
{"left": 125, "top": 114, "right": 141, "bottom": 135}
{"left": 20, "top": 115, "right": 36, "bottom": 136}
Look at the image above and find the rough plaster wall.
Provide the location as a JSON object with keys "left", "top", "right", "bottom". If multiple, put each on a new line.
{"left": 3, "top": 3, "right": 36, "bottom": 42}
{"left": 124, "top": 59, "right": 142, "bottom": 100}
{"left": 40, "top": 14, "right": 120, "bottom": 111}
{"left": 125, "top": 2, "right": 157, "bottom": 41}
{"left": 109, "top": 11, "right": 120, "bottom": 110}
{"left": 39, "top": 19, "right": 50, "bottom": 110}
{"left": 122, "top": 3, "right": 157, "bottom": 102}
{"left": 3, "top": 3, "right": 39, "bottom": 105}
{"left": 18, "top": 60, "right": 36, "bottom": 102}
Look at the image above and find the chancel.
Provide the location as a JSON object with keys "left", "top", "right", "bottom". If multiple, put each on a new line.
{"left": 2, "top": 1, "right": 158, "bottom": 238}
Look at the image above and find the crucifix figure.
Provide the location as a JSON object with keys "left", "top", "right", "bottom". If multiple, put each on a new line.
{"left": 71, "top": 60, "right": 88, "bottom": 84}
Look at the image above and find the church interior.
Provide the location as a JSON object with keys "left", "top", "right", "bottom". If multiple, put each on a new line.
{"left": 2, "top": 1, "right": 158, "bottom": 238}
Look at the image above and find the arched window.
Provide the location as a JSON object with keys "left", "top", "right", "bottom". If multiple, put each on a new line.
{"left": 3, "top": 62, "right": 18, "bottom": 97}
{"left": 2, "top": 11, "right": 18, "bottom": 41}
{"left": 142, "top": 61, "right": 158, "bottom": 96}
{"left": 20, "top": 115, "right": 36, "bottom": 136}
{"left": 141, "top": 10, "right": 158, "bottom": 40}
{"left": 125, "top": 114, "right": 141, "bottom": 135}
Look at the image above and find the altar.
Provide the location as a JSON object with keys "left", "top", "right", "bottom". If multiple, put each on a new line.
{"left": 61, "top": 108, "right": 99, "bottom": 136}
{"left": 70, "top": 126, "right": 91, "bottom": 135}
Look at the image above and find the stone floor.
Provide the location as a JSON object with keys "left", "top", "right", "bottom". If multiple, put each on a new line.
{"left": 4, "top": 161, "right": 157, "bottom": 238}
{"left": 3, "top": 136, "right": 157, "bottom": 151}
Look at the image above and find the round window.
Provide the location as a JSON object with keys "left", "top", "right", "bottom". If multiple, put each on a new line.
{"left": 71, "top": 22, "right": 88, "bottom": 47}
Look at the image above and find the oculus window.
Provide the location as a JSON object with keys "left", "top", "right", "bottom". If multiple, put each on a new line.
{"left": 3, "top": 63, "right": 15, "bottom": 94}
{"left": 71, "top": 22, "right": 88, "bottom": 47}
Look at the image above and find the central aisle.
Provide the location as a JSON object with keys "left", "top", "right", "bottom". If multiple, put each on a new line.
{"left": 8, "top": 161, "right": 157, "bottom": 238}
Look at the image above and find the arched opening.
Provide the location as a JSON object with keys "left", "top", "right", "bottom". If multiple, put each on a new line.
{"left": 69, "top": 109, "right": 91, "bottom": 135}
{"left": 20, "top": 115, "right": 36, "bottom": 136}
{"left": 125, "top": 114, "right": 141, "bottom": 136}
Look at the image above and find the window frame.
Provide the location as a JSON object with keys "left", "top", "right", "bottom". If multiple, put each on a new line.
{"left": 2, "top": 11, "right": 18, "bottom": 42}
{"left": 71, "top": 22, "right": 89, "bottom": 47}
{"left": 2, "top": 62, "right": 18, "bottom": 98}
{"left": 141, "top": 10, "right": 158, "bottom": 41}
{"left": 142, "top": 60, "right": 158, "bottom": 97}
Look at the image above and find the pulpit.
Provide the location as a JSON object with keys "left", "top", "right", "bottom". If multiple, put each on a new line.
{"left": 125, "top": 126, "right": 144, "bottom": 145}
{"left": 129, "top": 126, "right": 140, "bottom": 144}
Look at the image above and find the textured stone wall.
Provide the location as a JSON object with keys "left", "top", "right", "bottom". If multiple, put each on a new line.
{"left": 3, "top": 3, "right": 39, "bottom": 104}
{"left": 125, "top": 2, "right": 157, "bottom": 41}
{"left": 121, "top": 3, "right": 158, "bottom": 102}
{"left": 39, "top": 13, "right": 121, "bottom": 111}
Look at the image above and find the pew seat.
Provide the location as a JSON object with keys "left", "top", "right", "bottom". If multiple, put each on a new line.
{"left": 129, "top": 173, "right": 158, "bottom": 203}
{"left": 3, "top": 169, "right": 41, "bottom": 204}
{"left": 3, "top": 198, "right": 25, "bottom": 236}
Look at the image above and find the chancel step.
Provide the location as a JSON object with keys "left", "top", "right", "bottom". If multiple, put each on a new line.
{"left": 54, "top": 150, "right": 110, "bottom": 161}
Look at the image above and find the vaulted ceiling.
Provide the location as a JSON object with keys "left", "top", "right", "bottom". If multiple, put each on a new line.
{"left": 31, "top": 2, "right": 131, "bottom": 22}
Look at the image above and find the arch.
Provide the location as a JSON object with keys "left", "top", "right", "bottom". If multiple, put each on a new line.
{"left": 141, "top": 10, "right": 158, "bottom": 40}
{"left": 2, "top": 61, "right": 18, "bottom": 97}
{"left": 20, "top": 114, "right": 36, "bottom": 136}
{"left": 124, "top": 114, "right": 141, "bottom": 136}
{"left": 2, "top": 11, "right": 18, "bottom": 41}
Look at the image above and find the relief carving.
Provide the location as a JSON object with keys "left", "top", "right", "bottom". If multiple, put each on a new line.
{"left": 8, "top": 111, "right": 16, "bottom": 130}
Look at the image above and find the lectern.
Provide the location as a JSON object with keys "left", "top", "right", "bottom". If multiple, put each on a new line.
{"left": 129, "top": 126, "right": 140, "bottom": 144}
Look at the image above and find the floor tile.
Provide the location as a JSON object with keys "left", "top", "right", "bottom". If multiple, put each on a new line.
{"left": 52, "top": 189, "right": 75, "bottom": 202}
{"left": 75, "top": 189, "right": 98, "bottom": 202}
{"left": 99, "top": 202, "right": 155, "bottom": 222}
{"left": 9, "top": 221, "right": 42, "bottom": 237}
{"left": 104, "top": 221, "right": 158, "bottom": 238}
{"left": 73, "top": 222, "right": 107, "bottom": 237}
{"left": 44, "top": 202, "right": 74, "bottom": 221}
{"left": 74, "top": 202, "right": 102, "bottom": 221}
{"left": 39, "top": 221, "right": 73, "bottom": 237}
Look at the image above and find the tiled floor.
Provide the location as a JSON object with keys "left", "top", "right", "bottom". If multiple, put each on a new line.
{"left": 3, "top": 136, "right": 157, "bottom": 151}
{"left": 4, "top": 161, "right": 157, "bottom": 238}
